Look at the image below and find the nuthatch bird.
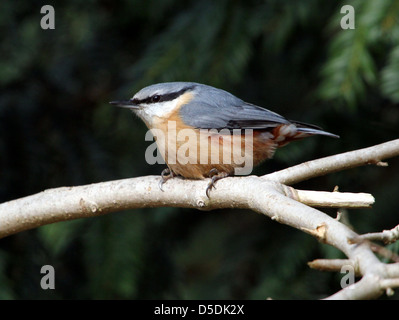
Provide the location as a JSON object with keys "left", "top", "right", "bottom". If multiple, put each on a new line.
{"left": 110, "top": 82, "right": 338, "bottom": 197}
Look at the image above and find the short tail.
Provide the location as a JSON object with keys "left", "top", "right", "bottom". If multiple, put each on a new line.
{"left": 292, "top": 121, "right": 340, "bottom": 138}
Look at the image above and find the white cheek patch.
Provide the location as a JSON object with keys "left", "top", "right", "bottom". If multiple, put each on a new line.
{"left": 135, "top": 100, "right": 178, "bottom": 126}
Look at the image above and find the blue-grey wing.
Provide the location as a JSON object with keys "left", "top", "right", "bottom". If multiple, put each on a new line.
{"left": 178, "top": 84, "right": 338, "bottom": 138}
{"left": 179, "top": 85, "right": 289, "bottom": 130}
{"left": 179, "top": 101, "right": 290, "bottom": 130}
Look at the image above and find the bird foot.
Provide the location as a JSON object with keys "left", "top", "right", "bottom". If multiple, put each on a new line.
{"left": 159, "top": 168, "right": 176, "bottom": 191}
{"left": 206, "top": 169, "right": 229, "bottom": 198}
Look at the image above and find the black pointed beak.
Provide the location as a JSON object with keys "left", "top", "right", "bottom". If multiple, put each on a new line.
{"left": 109, "top": 100, "right": 139, "bottom": 109}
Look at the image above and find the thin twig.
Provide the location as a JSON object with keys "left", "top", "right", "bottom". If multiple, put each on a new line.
{"left": 369, "top": 242, "right": 399, "bottom": 263}
{"left": 349, "top": 224, "right": 399, "bottom": 244}
{"left": 308, "top": 259, "right": 360, "bottom": 276}
{"left": 264, "top": 139, "right": 399, "bottom": 185}
{"left": 283, "top": 186, "right": 375, "bottom": 208}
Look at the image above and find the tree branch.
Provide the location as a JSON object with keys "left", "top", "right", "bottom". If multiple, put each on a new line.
{"left": 264, "top": 139, "right": 399, "bottom": 185}
{"left": 0, "top": 179, "right": 375, "bottom": 238}
{"left": 1, "top": 139, "right": 399, "bottom": 299}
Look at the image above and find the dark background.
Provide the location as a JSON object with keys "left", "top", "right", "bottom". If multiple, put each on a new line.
{"left": 1, "top": 0, "right": 398, "bottom": 299}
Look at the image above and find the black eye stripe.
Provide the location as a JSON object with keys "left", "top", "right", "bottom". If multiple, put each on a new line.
{"left": 152, "top": 95, "right": 160, "bottom": 102}
{"left": 134, "top": 86, "right": 195, "bottom": 105}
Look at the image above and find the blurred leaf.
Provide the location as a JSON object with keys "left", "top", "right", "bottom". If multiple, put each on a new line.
{"left": 38, "top": 220, "right": 85, "bottom": 256}
{"left": 318, "top": 0, "right": 399, "bottom": 108}
{"left": 381, "top": 45, "right": 399, "bottom": 102}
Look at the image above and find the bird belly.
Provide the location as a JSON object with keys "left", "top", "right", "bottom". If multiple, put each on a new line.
{"left": 149, "top": 115, "right": 282, "bottom": 179}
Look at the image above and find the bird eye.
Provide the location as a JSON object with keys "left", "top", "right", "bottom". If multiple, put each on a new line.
{"left": 151, "top": 95, "right": 160, "bottom": 103}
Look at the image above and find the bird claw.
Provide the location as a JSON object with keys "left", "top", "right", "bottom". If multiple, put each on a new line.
{"left": 159, "top": 168, "right": 176, "bottom": 191}
{"left": 206, "top": 169, "right": 229, "bottom": 198}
